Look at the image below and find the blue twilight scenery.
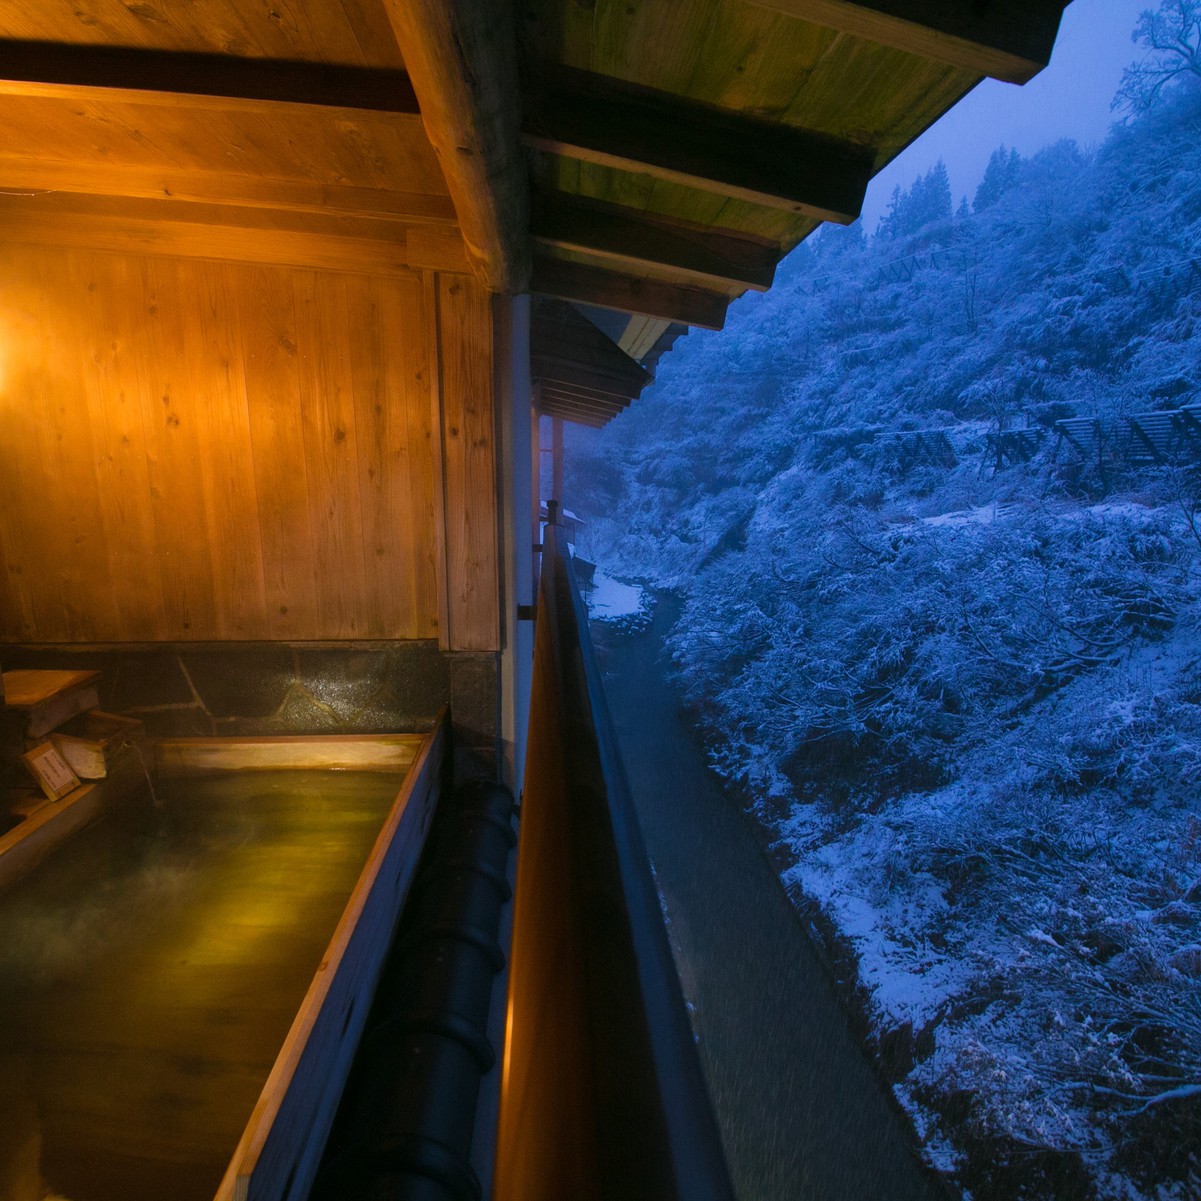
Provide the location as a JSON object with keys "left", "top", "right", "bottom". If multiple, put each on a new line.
{"left": 569, "top": 8, "right": 1201, "bottom": 1198}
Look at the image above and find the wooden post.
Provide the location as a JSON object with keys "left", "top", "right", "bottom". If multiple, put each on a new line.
{"left": 496, "top": 294, "right": 534, "bottom": 796}
{"left": 382, "top": 0, "right": 531, "bottom": 293}
{"left": 532, "top": 384, "right": 544, "bottom": 598}
{"left": 552, "top": 416, "right": 564, "bottom": 508}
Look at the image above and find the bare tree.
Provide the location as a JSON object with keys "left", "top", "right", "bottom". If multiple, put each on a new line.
{"left": 1114, "top": 0, "right": 1201, "bottom": 112}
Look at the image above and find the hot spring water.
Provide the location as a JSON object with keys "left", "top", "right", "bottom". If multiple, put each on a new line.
{"left": 0, "top": 770, "right": 402, "bottom": 1201}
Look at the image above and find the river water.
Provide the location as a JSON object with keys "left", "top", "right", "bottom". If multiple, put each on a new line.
{"left": 592, "top": 596, "right": 947, "bottom": 1201}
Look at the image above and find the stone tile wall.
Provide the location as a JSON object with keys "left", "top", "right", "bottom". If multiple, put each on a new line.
{"left": 1, "top": 641, "right": 498, "bottom": 778}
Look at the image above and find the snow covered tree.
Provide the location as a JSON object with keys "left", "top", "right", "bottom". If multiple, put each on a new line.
{"left": 973, "top": 145, "right": 1022, "bottom": 211}
{"left": 1114, "top": 0, "right": 1201, "bottom": 112}
{"left": 877, "top": 161, "right": 952, "bottom": 239}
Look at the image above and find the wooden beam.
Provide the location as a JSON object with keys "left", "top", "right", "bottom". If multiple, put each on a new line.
{"left": 531, "top": 256, "right": 728, "bottom": 331}
{"left": 533, "top": 371, "right": 638, "bottom": 404}
{"left": 381, "top": 0, "right": 531, "bottom": 293}
{"left": 534, "top": 375, "right": 639, "bottom": 410}
{"left": 743, "top": 0, "right": 1066, "bottom": 84}
{"left": 0, "top": 192, "right": 470, "bottom": 277}
{"left": 538, "top": 379, "right": 635, "bottom": 407}
{"left": 537, "top": 369, "right": 636, "bottom": 404}
{"left": 0, "top": 41, "right": 420, "bottom": 114}
{"left": 539, "top": 388, "right": 628, "bottom": 417}
{"left": 540, "top": 392, "right": 628, "bottom": 416}
{"left": 155, "top": 734, "right": 424, "bottom": 777}
{"left": 534, "top": 197, "right": 778, "bottom": 291}
{"left": 619, "top": 316, "right": 674, "bottom": 361}
{"left": 524, "top": 74, "right": 874, "bottom": 224}
{"left": 536, "top": 401, "right": 612, "bottom": 430}
{"left": 544, "top": 412, "right": 610, "bottom": 430}
{"left": 532, "top": 298, "right": 652, "bottom": 392}
{"left": 0, "top": 157, "right": 457, "bottom": 225}
{"left": 536, "top": 373, "right": 635, "bottom": 409}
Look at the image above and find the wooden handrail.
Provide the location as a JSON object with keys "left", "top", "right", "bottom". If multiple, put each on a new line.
{"left": 495, "top": 524, "right": 733, "bottom": 1201}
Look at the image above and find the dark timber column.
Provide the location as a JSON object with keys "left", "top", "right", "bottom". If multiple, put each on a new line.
{"left": 497, "top": 294, "right": 534, "bottom": 793}
{"left": 552, "top": 416, "right": 564, "bottom": 507}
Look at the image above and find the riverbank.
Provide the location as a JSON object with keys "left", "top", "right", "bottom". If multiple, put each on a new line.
{"left": 593, "top": 579, "right": 1201, "bottom": 1201}
{"left": 591, "top": 594, "right": 947, "bottom": 1201}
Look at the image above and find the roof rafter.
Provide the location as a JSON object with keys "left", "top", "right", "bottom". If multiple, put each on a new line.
{"left": 0, "top": 157, "right": 457, "bottom": 225}
{"left": 525, "top": 72, "right": 875, "bottom": 224}
{"left": 534, "top": 196, "right": 779, "bottom": 292}
{"left": 0, "top": 41, "right": 420, "bottom": 114}
{"left": 537, "top": 402, "right": 611, "bottom": 429}
{"left": 742, "top": 0, "right": 1067, "bottom": 84}
{"left": 539, "top": 385, "right": 629, "bottom": 412}
{"left": 531, "top": 256, "right": 729, "bottom": 331}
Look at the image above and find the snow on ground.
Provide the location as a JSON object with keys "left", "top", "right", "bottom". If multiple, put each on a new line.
{"left": 771, "top": 600, "right": 1201, "bottom": 1196}
{"left": 921, "top": 501, "right": 1014, "bottom": 528}
{"left": 918, "top": 495, "right": 1159, "bottom": 531}
{"left": 657, "top": 493, "right": 1201, "bottom": 1197}
{"left": 585, "top": 568, "right": 646, "bottom": 622}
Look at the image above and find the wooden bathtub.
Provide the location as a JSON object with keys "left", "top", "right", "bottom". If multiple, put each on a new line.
{"left": 0, "top": 713, "right": 446, "bottom": 1201}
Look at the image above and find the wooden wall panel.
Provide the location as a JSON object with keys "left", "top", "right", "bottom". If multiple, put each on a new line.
{"left": 436, "top": 274, "right": 500, "bottom": 652}
{"left": 0, "top": 243, "right": 459, "bottom": 643}
{"left": 294, "top": 270, "right": 370, "bottom": 637}
{"left": 140, "top": 255, "right": 223, "bottom": 638}
{"left": 238, "top": 265, "right": 320, "bottom": 636}
{"left": 77, "top": 254, "right": 169, "bottom": 639}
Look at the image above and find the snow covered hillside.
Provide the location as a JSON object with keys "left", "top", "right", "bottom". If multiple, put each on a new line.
{"left": 565, "top": 62, "right": 1201, "bottom": 1201}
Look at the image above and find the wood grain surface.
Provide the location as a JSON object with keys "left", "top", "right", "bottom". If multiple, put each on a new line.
{"left": 0, "top": 242, "right": 499, "bottom": 649}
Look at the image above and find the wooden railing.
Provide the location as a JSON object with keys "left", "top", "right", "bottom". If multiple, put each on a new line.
{"left": 495, "top": 523, "right": 733, "bottom": 1201}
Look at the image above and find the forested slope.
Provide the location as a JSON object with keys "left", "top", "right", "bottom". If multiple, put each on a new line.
{"left": 567, "top": 76, "right": 1201, "bottom": 1201}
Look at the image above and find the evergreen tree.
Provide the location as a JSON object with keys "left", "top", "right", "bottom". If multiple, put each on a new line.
{"left": 877, "top": 161, "right": 953, "bottom": 239}
{"left": 973, "top": 145, "right": 1022, "bottom": 211}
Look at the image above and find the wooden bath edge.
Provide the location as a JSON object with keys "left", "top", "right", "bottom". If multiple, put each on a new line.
{"left": 154, "top": 732, "right": 427, "bottom": 777}
{"left": 214, "top": 707, "right": 448, "bottom": 1201}
{"left": 0, "top": 748, "right": 149, "bottom": 893}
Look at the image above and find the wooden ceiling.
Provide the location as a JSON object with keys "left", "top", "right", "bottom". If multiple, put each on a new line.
{"left": 0, "top": 0, "right": 1069, "bottom": 427}
{"left": 0, "top": 2, "right": 466, "bottom": 278}
{"left": 516, "top": 0, "right": 1068, "bottom": 329}
{"left": 388, "top": 0, "right": 1068, "bottom": 423}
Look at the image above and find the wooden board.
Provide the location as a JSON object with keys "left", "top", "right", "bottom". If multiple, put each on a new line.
{"left": 0, "top": 780, "right": 102, "bottom": 890}
{"left": 0, "top": 0, "right": 408, "bottom": 68}
{"left": 528, "top": 0, "right": 976, "bottom": 256}
{"left": 21, "top": 742, "right": 81, "bottom": 801}
{"left": 2, "top": 671, "right": 102, "bottom": 739}
{"left": 1, "top": 670, "right": 100, "bottom": 709}
{"left": 216, "top": 714, "right": 447, "bottom": 1201}
{"left": 49, "top": 710, "right": 145, "bottom": 781}
{"left": 154, "top": 734, "right": 426, "bottom": 778}
{"left": 436, "top": 273, "right": 502, "bottom": 652}
{"left": 0, "top": 244, "right": 449, "bottom": 642}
